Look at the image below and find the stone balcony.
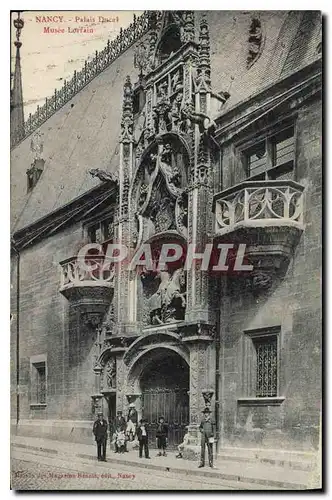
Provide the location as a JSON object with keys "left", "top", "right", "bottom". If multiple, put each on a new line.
{"left": 212, "top": 180, "right": 305, "bottom": 277}
{"left": 59, "top": 255, "right": 114, "bottom": 310}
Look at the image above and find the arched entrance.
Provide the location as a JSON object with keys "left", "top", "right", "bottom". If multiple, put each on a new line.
{"left": 140, "top": 348, "right": 189, "bottom": 449}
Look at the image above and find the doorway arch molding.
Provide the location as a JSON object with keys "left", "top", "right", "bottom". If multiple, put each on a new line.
{"left": 125, "top": 335, "right": 190, "bottom": 395}
{"left": 123, "top": 330, "right": 189, "bottom": 366}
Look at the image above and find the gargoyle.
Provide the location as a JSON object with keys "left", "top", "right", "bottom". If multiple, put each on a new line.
{"left": 89, "top": 168, "right": 118, "bottom": 183}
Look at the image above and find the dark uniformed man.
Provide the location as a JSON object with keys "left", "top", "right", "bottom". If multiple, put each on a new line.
{"left": 198, "top": 407, "right": 216, "bottom": 468}
{"left": 93, "top": 411, "right": 108, "bottom": 462}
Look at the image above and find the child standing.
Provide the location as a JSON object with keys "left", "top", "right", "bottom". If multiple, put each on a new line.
{"left": 156, "top": 416, "right": 168, "bottom": 456}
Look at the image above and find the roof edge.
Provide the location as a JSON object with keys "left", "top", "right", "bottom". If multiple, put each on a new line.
{"left": 12, "top": 180, "right": 118, "bottom": 248}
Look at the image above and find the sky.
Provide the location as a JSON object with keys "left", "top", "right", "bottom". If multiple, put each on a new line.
{"left": 10, "top": 10, "right": 143, "bottom": 118}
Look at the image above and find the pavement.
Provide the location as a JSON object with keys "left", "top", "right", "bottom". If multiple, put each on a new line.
{"left": 10, "top": 434, "right": 320, "bottom": 491}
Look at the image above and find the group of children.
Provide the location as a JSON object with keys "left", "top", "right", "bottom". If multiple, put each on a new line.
{"left": 113, "top": 415, "right": 170, "bottom": 459}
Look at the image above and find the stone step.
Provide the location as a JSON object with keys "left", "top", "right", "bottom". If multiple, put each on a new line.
{"left": 11, "top": 435, "right": 315, "bottom": 490}
{"left": 216, "top": 447, "right": 316, "bottom": 471}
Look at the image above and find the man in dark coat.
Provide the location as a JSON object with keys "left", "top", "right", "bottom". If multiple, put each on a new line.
{"left": 156, "top": 416, "right": 168, "bottom": 456}
{"left": 198, "top": 407, "right": 216, "bottom": 468}
{"left": 93, "top": 411, "right": 108, "bottom": 462}
{"left": 113, "top": 410, "right": 127, "bottom": 453}
{"left": 136, "top": 418, "right": 151, "bottom": 459}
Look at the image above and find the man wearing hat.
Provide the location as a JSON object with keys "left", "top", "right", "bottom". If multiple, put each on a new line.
{"left": 93, "top": 411, "right": 108, "bottom": 462}
{"left": 126, "top": 403, "right": 138, "bottom": 441}
{"left": 198, "top": 407, "right": 216, "bottom": 468}
{"left": 136, "top": 418, "right": 151, "bottom": 459}
{"left": 113, "top": 410, "right": 127, "bottom": 453}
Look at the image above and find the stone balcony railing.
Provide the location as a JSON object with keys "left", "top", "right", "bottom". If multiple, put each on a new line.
{"left": 59, "top": 255, "right": 114, "bottom": 309}
{"left": 213, "top": 180, "right": 304, "bottom": 236}
{"left": 213, "top": 180, "right": 305, "bottom": 279}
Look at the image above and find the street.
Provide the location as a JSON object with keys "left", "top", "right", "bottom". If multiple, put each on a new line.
{"left": 11, "top": 448, "right": 241, "bottom": 490}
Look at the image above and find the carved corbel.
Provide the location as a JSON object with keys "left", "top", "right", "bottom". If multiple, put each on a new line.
{"left": 202, "top": 389, "right": 214, "bottom": 407}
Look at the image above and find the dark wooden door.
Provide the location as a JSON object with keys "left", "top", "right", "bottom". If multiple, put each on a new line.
{"left": 142, "top": 388, "right": 189, "bottom": 449}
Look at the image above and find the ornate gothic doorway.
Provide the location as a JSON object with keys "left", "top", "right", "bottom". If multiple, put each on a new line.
{"left": 140, "top": 349, "right": 189, "bottom": 449}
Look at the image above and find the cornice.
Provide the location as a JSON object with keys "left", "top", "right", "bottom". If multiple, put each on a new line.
{"left": 214, "top": 59, "right": 322, "bottom": 146}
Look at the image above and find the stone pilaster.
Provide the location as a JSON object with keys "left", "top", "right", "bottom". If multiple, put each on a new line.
{"left": 115, "top": 352, "right": 126, "bottom": 412}
{"left": 114, "top": 76, "right": 136, "bottom": 331}
{"left": 186, "top": 14, "right": 213, "bottom": 324}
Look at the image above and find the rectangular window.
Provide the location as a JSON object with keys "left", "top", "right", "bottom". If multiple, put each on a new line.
{"left": 253, "top": 336, "right": 278, "bottom": 397}
{"left": 243, "top": 125, "right": 295, "bottom": 180}
{"left": 246, "top": 140, "right": 267, "bottom": 177}
{"left": 30, "top": 357, "right": 47, "bottom": 406}
{"left": 272, "top": 127, "right": 295, "bottom": 167}
{"left": 36, "top": 363, "right": 46, "bottom": 403}
{"left": 86, "top": 216, "right": 114, "bottom": 244}
{"left": 242, "top": 326, "right": 282, "bottom": 403}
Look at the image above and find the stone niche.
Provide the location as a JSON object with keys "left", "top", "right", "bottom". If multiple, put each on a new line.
{"left": 131, "top": 133, "right": 190, "bottom": 328}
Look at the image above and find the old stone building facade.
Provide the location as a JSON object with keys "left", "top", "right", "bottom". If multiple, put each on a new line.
{"left": 11, "top": 11, "right": 322, "bottom": 458}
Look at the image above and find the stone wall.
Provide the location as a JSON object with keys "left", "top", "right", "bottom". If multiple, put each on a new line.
{"left": 218, "top": 97, "right": 321, "bottom": 451}
{"left": 10, "top": 221, "right": 106, "bottom": 431}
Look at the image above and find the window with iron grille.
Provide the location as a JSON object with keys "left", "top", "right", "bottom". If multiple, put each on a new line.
{"left": 31, "top": 359, "right": 47, "bottom": 405}
{"left": 243, "top": 125, "right": 295, "bottom": 181}
{"left": 253, "top": 336, "right": 278, "bottom": 397}
{"left": 36, "top": 364, "right": 46, "bottom": 403}
{"left": 242, "top": 326, "right": 281, "bottom": 401}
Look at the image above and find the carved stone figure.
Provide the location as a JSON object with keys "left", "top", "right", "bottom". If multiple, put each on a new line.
{"left": 151, "top": 196, "right": 175, "bottom": 232}
{"left": 89, "top": 168, "right": 117, "bottom": 183}
{"left": 138, "top": 182, "right": 149, "bottom": 209}
{"left": 171, "top": 92, "right": 183, "bottom": 131}
{"left": 247, "top": 18, "right": 263, "bottom": 68}
{"left": 105, "top": 358, "right": 116, "bottom": 389}
{"left": 171, "top": 70, "right": 182, "bottom": 93}
{"left": 159, "top": 143, "right": 181, "bottom": 191}
{"left": 148, "top": 268, "right": 186, "bottom": 324}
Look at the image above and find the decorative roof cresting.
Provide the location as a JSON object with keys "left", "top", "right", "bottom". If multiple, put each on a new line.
{"left": 11, "top": 11, "right": 159, "bottom": 149}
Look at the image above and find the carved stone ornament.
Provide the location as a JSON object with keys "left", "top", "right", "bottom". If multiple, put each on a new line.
{"left": 89, "top": 168, "right": 118, "bottom": 183}
{"left": 147, "top": 267, "right": 186, "bottom": 325}
{"left": 246, "top": 270, "right": 273, "bottom": 294}
{"left": 81, "top": 312, "right": 104, "bottom": 328}
{"left": 247, "top": 17, "right": 264, "bottom": 69}
{"left": 105, "top": 357, "right": 117, "bottom": 389}
{"left": 132, "top": 137, "right": 189, "bottom": 244}
{"left": 202, "top": 389, "right": 214, "bottom": 407}
{"left": 134, "top": 40, "right": 149, "bottom": 78}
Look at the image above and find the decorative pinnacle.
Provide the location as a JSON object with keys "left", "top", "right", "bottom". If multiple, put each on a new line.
{"left": 122, "top": 75, "right": 133, "bottom": 113}
{"left": 121, "top": 76, "right": 134, "bottom": 143}
{"left": 182, "top": 11, "right": 195, "bottom": 43}
{"left": 197, "top": 13, "right": 211, "bottom": 87}
{"left": 134, "top": 41, "right": 148, "bottom": 78}
{"left": 13, "top": 12, "right": 24, "bottom": 49}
